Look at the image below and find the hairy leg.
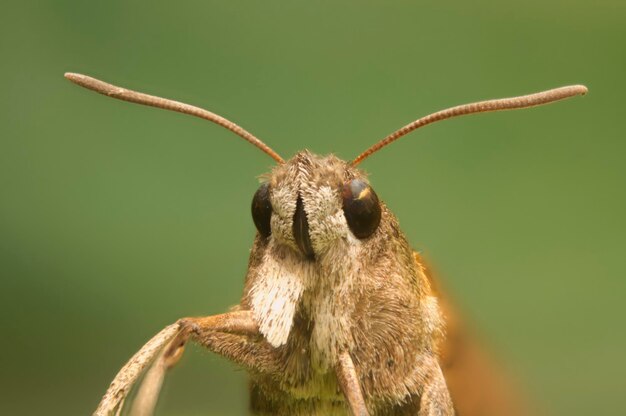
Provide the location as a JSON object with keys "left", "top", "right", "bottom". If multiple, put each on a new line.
{"left": 93, "top": 310, "right": 273, "bottom": 416}
{"left": 185, "top": 316, "right": 279, "bottom": 375}
{"left": 128, "top": 337, "right": 178, "bottom": 416}
{"left": 417, "top": 355, "right": 454, "bottom": 416}
{"left": 336, "top": 351, "right": 369, "bottom": 416}
{"left": 94, "top": 324, "right": 180, "bottom": 416}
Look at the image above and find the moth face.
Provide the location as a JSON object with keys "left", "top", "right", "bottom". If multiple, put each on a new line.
{"left": 251, "top": 150, "right": 381, "bottom": 261}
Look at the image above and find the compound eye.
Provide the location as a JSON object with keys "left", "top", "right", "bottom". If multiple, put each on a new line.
{"left": 342, "top": 179, "right": 381, "bottom": 239}
{"left": 251, "top": 183, "right": 272, "bottom": 238}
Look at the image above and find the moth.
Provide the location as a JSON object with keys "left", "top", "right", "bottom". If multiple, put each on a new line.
{"left": 65, "top": 73, "right": 586, "bottom": 416}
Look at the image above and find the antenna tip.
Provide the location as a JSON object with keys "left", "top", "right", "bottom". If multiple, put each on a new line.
{"left": 578, "top": 85, "right": 589, "bottom": 95}
{"left": 64, "top": 72, "right": 81, "bottom": 81}
{"left": 64, "top": 72, "right": 111, "bottom": 94}
{"left": 64, "top": 72, "right": 91, "bottom": 87}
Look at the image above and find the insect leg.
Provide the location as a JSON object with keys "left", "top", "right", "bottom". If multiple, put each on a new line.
{"left": 336, "top": 351, "right": 369, "bottom": 416}
{"left": 128, "top": 335, "right": 184, "bottom": 416}
{"left": 417, "top": 355, "right": 454, "bottom": 416}
{"left": 93, "top": 324, "right": 180, "bottom": 416}
{"left": 129, "top": 310, "right": 274, "bottom": 416}
{"left": 185, "top": 316, "right": 279, "bottom": 375}
{"left": 93, "top": 310, "right": 265, "bottom": 416}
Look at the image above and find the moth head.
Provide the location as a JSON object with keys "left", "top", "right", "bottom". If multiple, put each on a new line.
{"left": 251, "top": 150, "right": 382, "bottom": 261}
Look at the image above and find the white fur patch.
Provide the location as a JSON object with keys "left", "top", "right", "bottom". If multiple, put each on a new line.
{"left": 250, "top": 252, "right": 305, "bottom": 347}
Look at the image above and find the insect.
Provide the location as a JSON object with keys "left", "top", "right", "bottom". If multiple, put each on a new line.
{"left": 65, "top": 73, "right": 586, "bottom": 416}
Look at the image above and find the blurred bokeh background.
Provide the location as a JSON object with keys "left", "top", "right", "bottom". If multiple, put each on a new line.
{"left": 1, "top": 1, "right": 624, "bottom": 415}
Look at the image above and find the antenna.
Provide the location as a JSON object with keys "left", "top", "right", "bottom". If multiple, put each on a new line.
{"left": 352, "top": 85, "right": 588, "bottom": 166}
{"left": 64, "top": 73, "right": 284, "bottom": 164}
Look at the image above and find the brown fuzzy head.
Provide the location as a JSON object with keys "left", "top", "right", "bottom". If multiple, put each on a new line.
{"left": 255, "top": 150, "right": 382, "bottom": 263}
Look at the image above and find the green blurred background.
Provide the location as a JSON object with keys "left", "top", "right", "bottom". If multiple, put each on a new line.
{"left": 1, "top": 1, "right": 624, "bottom": 415}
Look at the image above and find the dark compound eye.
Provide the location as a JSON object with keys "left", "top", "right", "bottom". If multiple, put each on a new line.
{"left": 342, "top": 179, "right": 381, "bottom": 239}
{"left": 251, "top": 183, "right": 272, "bottom": 238}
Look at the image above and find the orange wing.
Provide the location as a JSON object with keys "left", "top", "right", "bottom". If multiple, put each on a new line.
{"left": 414, "top": 252, "right": 530, "bottom": 416}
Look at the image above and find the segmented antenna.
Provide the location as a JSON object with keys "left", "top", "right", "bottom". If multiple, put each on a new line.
{"left": 64, "top": 73, "right": 284, "bottom": 164}
{"left": 352, "top": 85, "right": 588, "bottom": 166}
